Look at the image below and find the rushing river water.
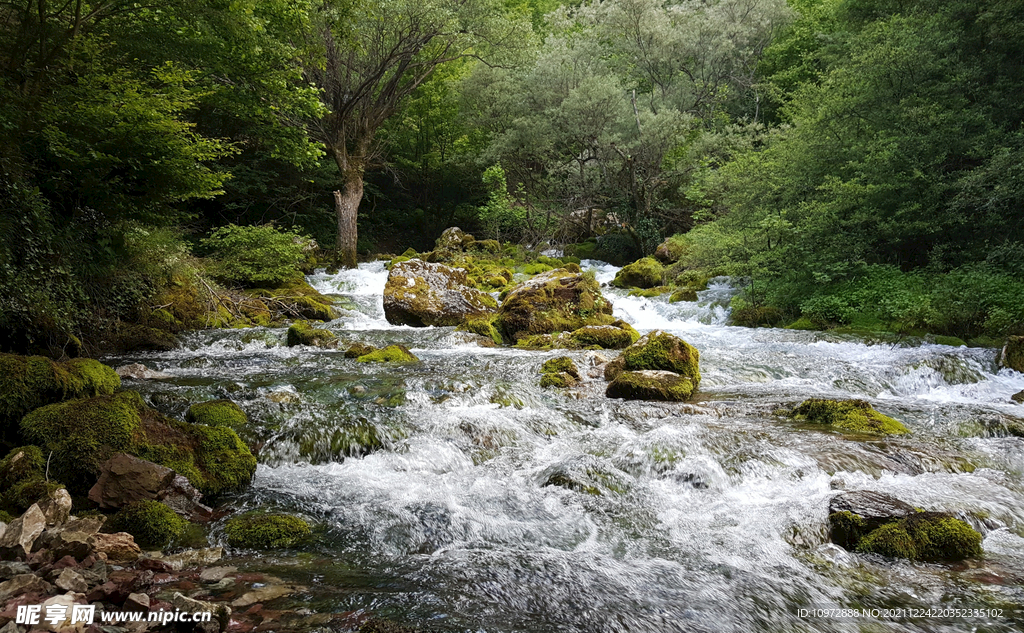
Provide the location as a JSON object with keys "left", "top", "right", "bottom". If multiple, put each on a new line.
{"left": 109, "top": 261, "right": 1024, "bottom": 632}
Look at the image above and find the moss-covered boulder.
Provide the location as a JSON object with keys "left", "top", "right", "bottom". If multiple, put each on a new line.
{"left": 606, "top": 370, "right": 696, "bottom": 401}
{"left": 606, "top": 331, "right": 701, "bottom": 381}
{"left": 383, "top": 259, "right": 497, "bottom": 327}
{"left": 827, "top": 492, "right": 982, "bottom": 561}
{"left": 791, "top": 399, "right": 909, "bottom": 435}
{"left": 20, "top": 391, "right": 256, "bottom": 497}
{"left": 286, "top": 321, "right": 338, "bottom": 347}
{"left": 1013, "top": 390, "right": 1024, "bottom": 404}
{"left": 356, "top": 344, "right": 419, "bottom": 363}
{"left": 186, "top": 400, "right": 248, "bottom": 430}
{"left": 0, "top": 354, "right": 120, "bottom": 430}
{"left": 539, "top": 357, "right": 580, "bottom": 388}
{"left": 611, "top": 258, "right": 664, "bottom": 289}
{"left": 497, "top": 269, "right": 615, "bottom": 343}
{"left": 225, "top": 512, "right": 311, "bottom": 549}
{"left": 1001, "top": 336, "right": 1024, "bottom": 373}
{"left": 246, "top": 278, "right": 336, "bottom": 323}
{"left": 434, "top": 227, "right": 475, "bottom": 252}
{"left": 344, "top": 342, "right": 378, "bottom": 358}
{"left": 731, "top": 305, "right": 785, "bottom": 328}
{"left": 669, "top": 288, "right": 698, "bottom": 303}
{"left": 106, "top": 499, "right": 187, "bottom": 549}
{"left": 653, "top": 237, "right": 686, "bottom": 264}
{"left": 570, "top": 321, "right": 639, "bottom": 349}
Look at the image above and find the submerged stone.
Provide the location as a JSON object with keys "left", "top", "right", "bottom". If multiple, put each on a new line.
{"left": 383, "top": 259, "right": 496, "bottom": 327}
{"left": 791, "top": 399, "right": 909, "bottom": 435}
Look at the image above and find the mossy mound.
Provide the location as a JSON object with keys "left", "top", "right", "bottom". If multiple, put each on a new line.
{"left": 286, "top": 321, "right": 338, "bottom": 347}
{"left": 357, "top": 344, "right": 419, "bottom": 363}
{"left": 186, "top": 400, "right": 248, "bottom": 430}
{"left": 21, "top": 391, "right": 256, "bottom": 497}
{"left": 1002, "top": 336, "right": 1024, "bottom": 372}
{"left": 669, "top": 288, "right": 698, "bottom": 303}
{"left": 344, "top": 342, "right": 378, "bottom": 358}
{"left": 792, "top": 399, "right": 909, "bottom": 435}
{"left": 225, "top": 512, "right": 311, "bottom": 549}
{"left": 654, "top": 236, "right": 687, "bottom": 263}
{"left": 606, "top": 370, "right": 696, "bottom": 401}
{"left": 0, "top": 445, "right": 65, "bottom": 515}
{"left": 832, "top": 510, "right": 983, "bottom": 562}
{"left": 612, "top": 258, "right": 665, "bottom": 289}
{"left": 615, "top": 331, "right": 701, "bottom": 381}
{"left": 497, "top": 269, "right": 615, "bottom": 343}
{"left": 539, "top": 357, "right": 580, "bottom": 388}
{"left": 0, "top": 354, "right": 120, "bottom": 429}
{"left": 731, "top": 305, "right": 785, "bottom": 328}
{"left": 570, "top": 321, "right": 639, "bottom": 349}
{"left": 107, "top": 499, "right": 187, "bottom": 549}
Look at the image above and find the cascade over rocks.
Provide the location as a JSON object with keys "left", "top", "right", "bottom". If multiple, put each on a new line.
{"left": 383, "top": 259, "right": 497, "bottom": 327}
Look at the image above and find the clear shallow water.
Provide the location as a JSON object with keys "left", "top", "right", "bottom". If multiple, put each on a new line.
{"left": 110, "top": 262, "right": 1024, "bottom": 632}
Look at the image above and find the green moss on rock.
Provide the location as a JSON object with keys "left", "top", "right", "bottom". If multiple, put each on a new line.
{"left": 458, "top": 315, "right": 503, "bottom": 345}
{"left": 856, "top": 512, "right": 982, "bottom": 561}
{"left": 620, "top": 331, "right": 701, "bottom": 385}
{"left": 541, "top": 357, "right": 579, "bottom": 378}
{"left": 731, "top": 305, "right": 785, "bottom": 328}
{"left": 0, "top": 354, "right": 120, "bottom": 430}
{"left": 357, "top": 344, "right": 419, "bottom": 363}
{"left": 186, "top": 400, "right": 248, "bottom": 430}
{"left": 22, "top": 390, "right": 256, "bottom": 497}
{"left": 627, "top": 286, "right": 673, "bottom": 298}
{"left": 540, "top": 372, "right": 578, "bottom": 388}
{"left": 344, "top": 342, "right": 378, "bottom": 358}
{"left": 497, "top": 269, "right": 615, "bottom": 343}
{"left": 225, "top": 512, "right": 311, "bottom": 549}
{"left": 286, "top": 321, "right": 338, "bottom": 347}
{"left": 605, "top": 370, "right": 696, "bottom": 401}
{"left": 669, "top": 288, "right": 698, "bottom": 303}
{"left": 0, "top": 446, "right": 66, "bottom": 515}
{"left": 107, "top": 500, "right": 186, "bottom": 549}
{"left": 792, "top": 399, "right": 909, "bottom": 435}
{"left": 570, "top": 322, "right": 638, "bottom": 349}
{"left": 612, "top": 258, "right": 664, "bottom": 289}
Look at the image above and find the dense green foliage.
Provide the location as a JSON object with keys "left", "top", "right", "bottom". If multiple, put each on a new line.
{"left": 2, "top": 0, "right": 1022, "bottom": 351}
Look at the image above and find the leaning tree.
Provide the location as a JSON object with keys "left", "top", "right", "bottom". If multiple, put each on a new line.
{"left": 302, "top": 0, "right": 529, "bottom": 267}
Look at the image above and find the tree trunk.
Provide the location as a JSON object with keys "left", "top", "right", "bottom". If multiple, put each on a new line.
{"left": 333, "top": 165, "right": 363, "bottom": 269}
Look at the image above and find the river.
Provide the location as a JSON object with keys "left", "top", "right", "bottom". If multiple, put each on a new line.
{"left": 109, "top": 260, "right": 1024, "bottom": 632}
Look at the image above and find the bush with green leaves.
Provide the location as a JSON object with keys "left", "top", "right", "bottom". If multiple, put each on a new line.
{"left": 201, "top": 224, "right": 311, "bottom": 288}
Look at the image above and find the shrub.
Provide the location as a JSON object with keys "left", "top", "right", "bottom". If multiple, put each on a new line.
{"left": 201, "top": 224, "right": 311, "bottom": 288}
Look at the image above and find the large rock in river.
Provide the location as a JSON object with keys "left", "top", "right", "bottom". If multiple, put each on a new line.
{"left": 383, "top": 259, "right": 497, "bottom": 327}
{"left": 497, "top": 268, "right": 615, "bottom": 343}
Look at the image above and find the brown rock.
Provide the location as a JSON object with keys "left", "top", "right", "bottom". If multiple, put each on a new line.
{"left": 87, "top": 454, "right": 175, "bottom": 510}
{"left": 48, "top": 531, "right": 93, "bottom": 562}
{"left": 230, "top": 584, "right": 299, "bottom": 608}
{"left": 0, "top": 574, "right": 53, "bottom": 602}
{"left": 157, "top": 547, "right": 222, "bottom": 571}
{"left": 124, "top": 592, "right": 151, "bottom": 613}
{"left": 157, "top": 475, "right": 213, "bottom": 523}
{"left": 0, "top": 505, "right": 46, "bottom": 559}
{"left": 89, "top": 533, "right": 141, "bottom": 563}
{"left": 199, "top": 567, "right": 236, "bottom": 584}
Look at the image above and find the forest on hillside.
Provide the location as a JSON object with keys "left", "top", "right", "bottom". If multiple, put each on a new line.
{"left": 2, "top": 0, "right": 1022, "bottom": 355}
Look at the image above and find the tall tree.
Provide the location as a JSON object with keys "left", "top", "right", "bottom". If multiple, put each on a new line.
{"left": 301, "top": 0, "right": 529, "bottom": 267}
